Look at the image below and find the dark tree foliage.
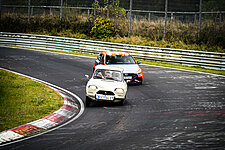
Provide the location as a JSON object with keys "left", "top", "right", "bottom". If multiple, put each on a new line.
{"left": 202, "top": 0, "right": 225, "bottom": 11}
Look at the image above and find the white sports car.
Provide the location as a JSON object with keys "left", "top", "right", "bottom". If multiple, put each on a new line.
{"left": 86, "top": 65, "right": 127, "bottom": 106}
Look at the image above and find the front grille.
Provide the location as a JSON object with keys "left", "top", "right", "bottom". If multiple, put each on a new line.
{"left": 97, "top": 90, "right": 115, "bottom": 95}
{"left": 123, "top": 73, "right": 138, "bottom": 80}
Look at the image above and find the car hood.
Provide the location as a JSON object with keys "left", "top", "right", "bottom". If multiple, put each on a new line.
{"left": 87, "top": 78, "right": 126, "bottom": 91}
{"left": 108, "top": 64, "right": 140, "bottom": 74}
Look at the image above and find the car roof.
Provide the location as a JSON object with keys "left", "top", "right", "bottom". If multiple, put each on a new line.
{"left": 101, "top": 51, "right": 130, "bottom": 56}
{"left": 95, "top": 65, "right": 124, "bottom": 72}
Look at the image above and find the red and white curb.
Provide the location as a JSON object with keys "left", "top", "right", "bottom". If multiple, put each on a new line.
{"left": 0, "top": 68, "right": 85, "bottom": 146}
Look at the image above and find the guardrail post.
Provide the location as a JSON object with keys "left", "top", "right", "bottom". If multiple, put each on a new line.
{"left": 107, "top": 0, "right": 109, "bottom": 19}
{"left": 28, "top": 0, "right": 31, "bottom": 24}
{"left": 148, "top": 13, "right": 151, "bottom": 22}
{"left": 94, "top": 0, "right": 97, "bottom": 23}
{"left": 128, "top": 0, "right": 133, "bottom": 37}
{"left": 198, "top": 0, "right": 202, "bottom": 38}
{"left": 194, "top": 13, "right": 197, "bottom": 24}
{"left": 60, "top": 0, "right": 63, "bottom": 21}
{"left": 50, "top": 7, "right": 52, "bottom": 15}
{"left": 163, "top": 0, "right": 168, "bottom": 39}
{"left": 31, "top": 6, "right": 33, "bottom": 16}
{"left": 171, "top": 12, "right": 174, "bottom": 21}
{"left": 0, "top": 0, "right": 2, "bottom": 20}
{"left": 88, "top": 9, "right": 90, "bottom": 17}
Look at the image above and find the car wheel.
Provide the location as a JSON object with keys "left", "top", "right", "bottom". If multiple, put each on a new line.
{"left": 139, "top": 77, "right": 143, "bottom": 85}
{"left": 117, "top": 99, "right": 125, "bottom": 106}
{"left": 136, "top": 78, "right": 143, "bottom": 85}
{"left": 86, "top": 96, "right": 92, "bottom": 107}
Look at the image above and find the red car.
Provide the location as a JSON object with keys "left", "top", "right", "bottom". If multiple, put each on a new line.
{"left": 93, "top": 51, "right": 143, "bottom": 84}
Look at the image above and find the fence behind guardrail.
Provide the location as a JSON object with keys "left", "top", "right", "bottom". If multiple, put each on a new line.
{"left": 1, "top": 0, "right": 225, "bottom": 37}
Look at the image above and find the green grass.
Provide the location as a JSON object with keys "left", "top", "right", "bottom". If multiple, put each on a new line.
{"left": 0, "top": 69, "right": 64, "bottom": 132}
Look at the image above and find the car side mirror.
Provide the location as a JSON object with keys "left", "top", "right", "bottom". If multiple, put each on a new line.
{"left": 137, "top": 61, "right": 141, "bottom": 64}
{"left": 85, "top": 75, "right": 89, "bottom": 79}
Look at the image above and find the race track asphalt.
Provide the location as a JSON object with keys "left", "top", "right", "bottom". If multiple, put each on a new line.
{"left": 0, "top": 47, "right": 225, "bottom": 150}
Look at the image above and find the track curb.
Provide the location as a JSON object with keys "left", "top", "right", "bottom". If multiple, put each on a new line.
{"left": 0, "top": 68, "right": 84, "bottom": 146}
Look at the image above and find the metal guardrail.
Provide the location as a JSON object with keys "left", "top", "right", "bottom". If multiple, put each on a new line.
{"left": 0, "top": 32, "right": 224, "bottom": 70}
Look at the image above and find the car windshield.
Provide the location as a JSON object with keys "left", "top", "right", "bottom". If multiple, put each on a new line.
{"left": 106, "top": 55, "right": 136, "bottom": 64}
{"left": 93, "top": 69, "right": 122, "bottom": 82}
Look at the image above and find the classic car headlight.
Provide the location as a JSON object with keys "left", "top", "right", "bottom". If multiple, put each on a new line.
{"left": 88, "top": 85, "right": 98, "bottom": 91}
{"left": 115, "top": 88, "right": 124, "bottom": 94}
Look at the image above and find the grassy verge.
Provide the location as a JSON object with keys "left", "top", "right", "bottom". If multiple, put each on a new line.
{"left": 0, "top": 69, "right": 64, "bottom": 132}
{"left": 6, "top": 45, "right": 224, "bottom": 76}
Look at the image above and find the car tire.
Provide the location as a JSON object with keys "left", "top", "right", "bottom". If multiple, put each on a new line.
{"left": 86, "top": 96, "right": 92, "bottom": 107}
{"left": 139, "top": 77, "right": 143, "bottom": 85}
{"left": 117, "top": 99, "right": 125, "bottom": 106}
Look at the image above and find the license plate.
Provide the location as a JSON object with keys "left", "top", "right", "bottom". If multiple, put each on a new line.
{"left": 124, "top": 76, "right": 132, "bottom": 80}
{"left": 96, "top": 94, "right": 114, "bottom": 100}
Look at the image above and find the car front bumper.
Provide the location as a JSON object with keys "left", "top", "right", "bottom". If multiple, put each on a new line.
{"left": 86, "top": 94, "right": 126, "bottom": 102}
{"left": 124, "top": 73, "right": 143, "bottom": 84}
